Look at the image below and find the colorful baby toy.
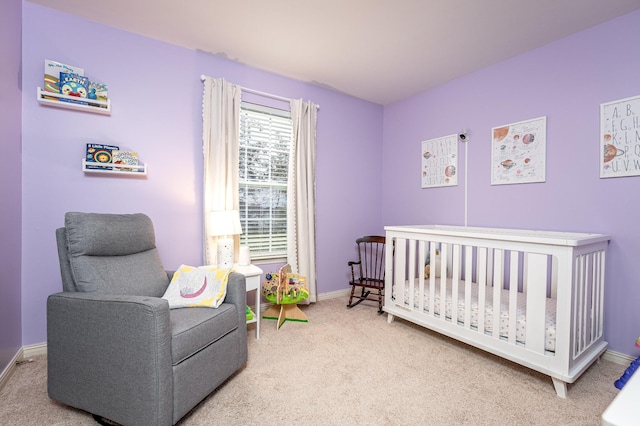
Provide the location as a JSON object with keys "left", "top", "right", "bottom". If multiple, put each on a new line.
{"left": 262, "top": 264, "right": 309, "bottom": 330}
{"left": 614, "top": 337, "right": 640, "bottom": 390}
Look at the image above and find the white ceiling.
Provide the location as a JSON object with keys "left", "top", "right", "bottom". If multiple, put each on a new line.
{"left": 27, "top": 0, "right": 640, "bottom": 105}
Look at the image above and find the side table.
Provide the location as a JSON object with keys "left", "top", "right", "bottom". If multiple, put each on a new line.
{"left": 233, "top": 264, "right": 263, "bottom": 339}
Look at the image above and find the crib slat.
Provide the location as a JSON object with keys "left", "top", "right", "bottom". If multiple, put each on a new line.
{"left": 451, "top": 244, "right": 461, "bottom": 324}
{"left": 525, "top": 253, "right": 547, "bottom": 354}
{"left": 439, "top": 243, "right": 448, "bottom": 321}
{"left": 492, "top": 249, "right": 503, "bottom": 338}
{"left": 508, "top": 251, "right": 519, "bottom": 345}
{"left": 408, "top": 239, "right": 416, "bottom": 312}
{"left": 394, "top": 238, "right": 407, "bottom": 306}
{"left": 478, "top": 247, "right": 487, "bottom": 335}
{"left": 428, "top": 244, "right": 436, "bottom": 316}
{"left": 574, "top": 253, "right": 585, "bottom": 354}
{"left": 418, "top": 240, "right": 426, "bottom": 314}
{"left": 464, "top": 245, "right": 473, "bottom": 328}
{"left": 595, "top": 250, "right": 605, "bottom": 339}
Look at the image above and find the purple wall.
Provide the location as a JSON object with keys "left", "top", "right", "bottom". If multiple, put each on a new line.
{"left": 0, "top": 0, "right": 23, "bottom": 371}
{"left": 20, "top": 2, "right": 383, "bottom": 346}
{"left": 382, "top": 10, "right": 640, "bottom": 355}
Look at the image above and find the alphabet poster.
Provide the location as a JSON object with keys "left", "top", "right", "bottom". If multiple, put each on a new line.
{"left": 421, "top": 134, "right": 458, "bottom": 188}
{"left": 491, "top": 116, "right": 546, "bottom": 185}
{"left": 600, "top": 95, "right": 640, "bottom": 178}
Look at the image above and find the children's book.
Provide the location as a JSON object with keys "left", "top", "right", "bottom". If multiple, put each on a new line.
{"left": 86, "top": 144, "right": 119, "bottom": 170}
{"left": 112, "top": 150, "right": 139, "bottom": 172}
{"left": 43, "top": 60, "right": 84, "bottom": 100}
{"left": 87, "top": 81, "right": 109, "bottom": 108}
{"left": 59, "top": 72, "right": 90, "bottom": 105}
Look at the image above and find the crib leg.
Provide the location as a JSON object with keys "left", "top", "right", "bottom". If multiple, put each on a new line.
{"left": 387, "top": 313, "right": 395, "bottom": 324}
{"left": 552, "top": 377, "right": 568, "bottom": 398}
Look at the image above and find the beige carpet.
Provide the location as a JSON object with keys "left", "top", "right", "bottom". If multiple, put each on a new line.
{"left": 0, "top": 297, "right": 623, "bottom": 425}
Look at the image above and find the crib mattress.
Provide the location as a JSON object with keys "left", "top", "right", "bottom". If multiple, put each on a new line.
{"left": 392, "top": 279, "right": 557, "bottom": 352}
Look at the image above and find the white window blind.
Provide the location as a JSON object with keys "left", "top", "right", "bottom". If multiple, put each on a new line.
{"left": 239, "top": 102, "right": 292, "bottom": 259}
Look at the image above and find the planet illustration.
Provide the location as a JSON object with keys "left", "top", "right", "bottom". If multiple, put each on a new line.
{"left": 603, "top": 134, "right": 612, "bottom": 142}
{"left": 423, "top": 151, "right": 432, "bottom": 159}
{"left": 501, "top": 159, "right": 515, "bottom": 169}
{"left": 603, "top": 144, "right": 624, "bottom": 162}
{"left": 524, "top": 158, "right": 531, "bottom": 164}
{"left": 445, "top": 165, "right": 456, "bottom": 177}
{"left": 522, "top": 134, "right": 535, "bottom": 144}
{"left": 513, "top": 134, "right": 520, "bottom": 140}
{"left": 493, "top": 126, "right": 509, "bottom": 142}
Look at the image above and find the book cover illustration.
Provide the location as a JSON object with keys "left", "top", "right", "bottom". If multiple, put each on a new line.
{"left": 87, "top": 81, "right": 109, "bottom": 108}
{"left": 112, "top": 150, "right": 139, "bottom": 172}
{"left": 59, "top": 72, "right": 89, "bottom": 105}
{"left": 86, "top": 143, "right": 119, "bottom": 170}
{"left": 43, "top": 60, "right": 84, "bottom": 100}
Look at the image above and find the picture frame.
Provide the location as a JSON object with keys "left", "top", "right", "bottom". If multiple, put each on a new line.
{"left": 491, "top": 116, "right": 546, "bottom": 185}
{"left": 421, "top": 134, "right": 458, "bottom": 188}
{"left": 600, "top": 94, "right": 640, "bottom": 179}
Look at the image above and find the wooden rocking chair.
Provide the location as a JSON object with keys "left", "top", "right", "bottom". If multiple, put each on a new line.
{"left": 347, "top": 236, "right": 386, "bottom": 313}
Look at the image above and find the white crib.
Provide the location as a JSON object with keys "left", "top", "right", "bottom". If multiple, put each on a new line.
{"left": 384, "top": 225, "right": 610, "bottom": 397}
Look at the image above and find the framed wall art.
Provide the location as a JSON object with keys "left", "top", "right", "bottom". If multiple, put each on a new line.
{"left": 600, "top": 94, "right": 640, "bottom": 178}
{"left": 421, "top": 134, "right": 458, "bottom": 188}
{"left": 491, "top": 116, "right": 546, "bottom": 185}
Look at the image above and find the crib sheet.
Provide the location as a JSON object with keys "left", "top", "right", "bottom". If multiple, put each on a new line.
{"left": 393, "top": 279, "right": 557, "bottom": 352}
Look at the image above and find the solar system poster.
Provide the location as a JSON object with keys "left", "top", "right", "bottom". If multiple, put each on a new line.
{"left": 421, "top": 134, "right": 458, "bottom": 188}
{"left": 491, "top": 116, "right": 546, "bottom": 185}
{"left": 600, "top": 94, "right": 640, "bottom": 179}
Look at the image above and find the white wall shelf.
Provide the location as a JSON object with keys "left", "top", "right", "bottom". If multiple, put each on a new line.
{"left": 37, "top": 87, "right": 111, "bottom": 115}
{"left": 82, "top": 159, "right": 147, "bottom": 176}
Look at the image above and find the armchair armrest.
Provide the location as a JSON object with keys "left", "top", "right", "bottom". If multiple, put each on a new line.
{"left": 224, "top": 272, "right": 247, "bottom": 335}
{"left": 47, "top": 292, "right": 173, "bottom": 425}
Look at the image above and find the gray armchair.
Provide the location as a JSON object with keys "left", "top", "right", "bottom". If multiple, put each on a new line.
{"left": 47, "top": 212, "right": 247, "bottom": 426}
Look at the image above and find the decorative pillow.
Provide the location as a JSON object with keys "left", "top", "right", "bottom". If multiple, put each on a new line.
{"left": 161, "top": 264, "right": 232, "bottom": 309}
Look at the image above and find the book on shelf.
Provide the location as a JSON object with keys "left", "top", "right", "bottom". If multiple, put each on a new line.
{"left": 85, "top": 143, "right": 119, "bottom": 170}
{"left": 87, "top": 81, "right": 109, "bottom": 108}
{"left": 59, "top": 72, "right": 90, "bottom": 105}
{"left": 43, "top": 60, "right": 84, "bottom": 100}
{"left": 112, "top": 150, "right": 140, "bottom": 172}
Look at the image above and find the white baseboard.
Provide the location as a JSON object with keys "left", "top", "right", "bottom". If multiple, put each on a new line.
{"left": 602, "top": 349, "right": 635, "bottom": 366}
{"left": 23, "top": 342, "right": 47, "bottom": 358}
{"left": 318, "top": 288, "right": 351, "bottom": 301}
{"left": 0, "top": 348, "right": 23, "bottom": 391}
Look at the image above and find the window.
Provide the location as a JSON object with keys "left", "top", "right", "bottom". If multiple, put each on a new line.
{"left": 238, "top": 102, "right": 292, "bottom": 260}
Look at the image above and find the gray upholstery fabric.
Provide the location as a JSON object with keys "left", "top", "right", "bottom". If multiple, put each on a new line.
{"left": 169, "top": 304, "right": 238, "bottom": 365}
{"left": 48, "top": 212, "right": 248, "bottom": 426}
{"left": 55, "top": 228, "right": 76, "bottom": 292}
{"left": 64, "top": 212, "right": 169, "bottom": 295}
{"left": 65, "top": 212, "right": 157, "bottom": 256}
{"left": 171, "top": 274, "right": 247, "bottom": 423}
{"left": 47, "top": 292, "right": 173, "bottom": 426}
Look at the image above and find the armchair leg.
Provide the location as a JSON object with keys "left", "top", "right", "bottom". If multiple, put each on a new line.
{"left": 92, "top": 414, "right": 119, "bottom": 425}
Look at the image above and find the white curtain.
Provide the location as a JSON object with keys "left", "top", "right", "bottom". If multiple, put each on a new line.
{"left": 202, "top": 77, "right": 242, "bottom": 265}
{"left": 288, "top": 99, "right": 318, "bottom": 303}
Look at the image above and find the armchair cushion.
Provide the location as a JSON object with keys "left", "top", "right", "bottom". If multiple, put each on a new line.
{"left": 169, "top": 305, "right": 239, "bottom": 365}
{"left": 64, "top": 212, "right": 169, "bottom": 296}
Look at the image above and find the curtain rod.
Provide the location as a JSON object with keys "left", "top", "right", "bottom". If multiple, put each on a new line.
{"left": 200, "top": 74, "right": 319, "bottom": 108}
